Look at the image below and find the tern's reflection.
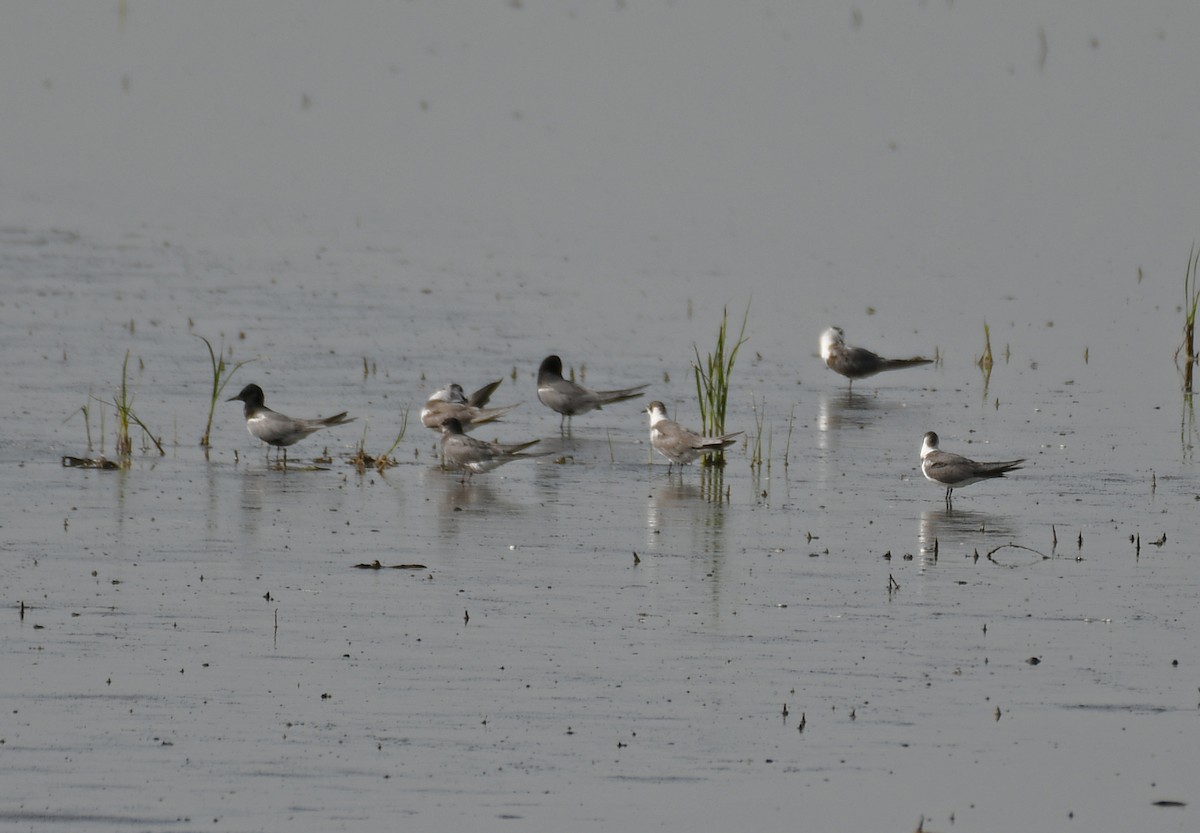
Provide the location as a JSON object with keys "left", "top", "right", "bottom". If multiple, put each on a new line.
{"left": 236, "top": 463, "right": 319, "bottom": 536}
{"left": 645, "top": 466, "right": 727, "bottom": 555}
{"left": 425, "top": 466, "right": 528, "bottom": 537}
{"left": 816, "top": 390, "right": 885, "bottom": 438}
{"left": 917, "top": 508, "right": 1018, "bottom": 567}
{"left": 814, "top": 391, "right": 888, "bottom": 492}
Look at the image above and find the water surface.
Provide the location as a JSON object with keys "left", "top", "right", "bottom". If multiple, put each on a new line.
{"left": 2, "top": 3, "right": 1199, "bottom": 831}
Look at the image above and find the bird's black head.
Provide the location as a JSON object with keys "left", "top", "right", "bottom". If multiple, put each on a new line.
{"left": 228, "top": 383, "right": 265, "bottom": 407}
{"left": 538, "top": 355, "right": 564, "bottom": 382}
{"left": 440, "top": 417, "right": 466, "bottom": 435}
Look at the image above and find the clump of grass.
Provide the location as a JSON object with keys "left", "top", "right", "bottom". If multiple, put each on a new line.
{"left": 114, "top": 351, "right": 133, "bottom": 456}
{"left": 977, "top": 321, "right": 994, "bottom": 401}
{"left": 1176, "top": 245, "right": 1200, "bottom": 393}
{"left": 693, "top": 304, "right": 749, "bottom": 467}
{"left": 351, "top": 408, "right": 409, "bottom": 474}
{"left": 197, "top": 334, "right": 254, "bottom": 447}
{"left": 977, "top": 321, "right": 994, "bottom": 371}
{"left": 102, "top": 350, "right": 163, "bottom": 462}
{"left": 783, "top": 403, "right": 796, "bottom": 473}
{"left": 749, "top": 394, "right": 767, "bottom": 472}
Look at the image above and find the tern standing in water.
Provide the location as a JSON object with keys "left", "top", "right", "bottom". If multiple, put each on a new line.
{"left": 439, "top": 418, "right": 547, "bottom": 482}
{"left": 228, "top": 383, "right": 355, "bottom": 465}
{"left": 820, "top": 326, "right": 932, "bottom": 390}
{"left": 644, "top": 401, "right": 742, "bottom": 471}
{"left": 536, "top": 354, "right": 648, "bottom": 432}
{"left": 920, "top": 431, "right": 1024, "bottom": 508}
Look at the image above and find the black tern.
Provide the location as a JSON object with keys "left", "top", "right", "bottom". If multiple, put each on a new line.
{"left": 420, "top": 379, "right": 519, "bottom": 432}
{"left": 645, "top": 401, "right": 742, "bottom": 469}
{"left": 536, "top": 354, "right": 648, "bottom": 431}
{"left": 920, "top": 431, "right": 1024, "bottom": 507}
{"left": 439, "top": 417, "right": 548, "bottom": 481}
{"left": 228, "top": 383, "right": 355, "bottom": 464}
{"left": 819, "top": 326, "right": 932, "bottom": 390}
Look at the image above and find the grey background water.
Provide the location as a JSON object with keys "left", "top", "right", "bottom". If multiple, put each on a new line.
{"left": 2, "top": 2, "right": 1199, "bottom": 831}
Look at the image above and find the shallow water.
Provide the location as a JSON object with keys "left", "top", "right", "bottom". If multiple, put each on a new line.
{"left": 3, "top": 3, "right": 1200, "bottom": 831}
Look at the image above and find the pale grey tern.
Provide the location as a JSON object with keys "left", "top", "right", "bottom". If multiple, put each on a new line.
{"left": 820, "top": 326, "right": 932, "bottom": 390}
{"left": 440, "top": 417, "right": 548, "bottom": 481}
{"left": 421, "top": 379, "right": 519, "bottom": 432}
{"left": 645, "top": 400, "right": 742, "bottom": 469}
{"left": 920, "top": 431, "right": 1024, "bottom": 507}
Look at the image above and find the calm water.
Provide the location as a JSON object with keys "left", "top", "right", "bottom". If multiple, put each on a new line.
{"left": 2, "top": 3, "right": 1199, "bottom": 831}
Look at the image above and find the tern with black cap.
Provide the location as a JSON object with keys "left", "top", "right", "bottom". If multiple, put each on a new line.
{"left": 536, "top": 354, "right": 648, "bottom": 431}
{"left": 228, "top": 383, "right": 355, "bottom": 465}
{"left": 439, "top": 417, "right": 548, "bottom": 482}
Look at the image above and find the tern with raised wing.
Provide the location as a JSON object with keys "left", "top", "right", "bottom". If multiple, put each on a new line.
{"left": 421, "top": 379, "right": 519, "bottom": 432}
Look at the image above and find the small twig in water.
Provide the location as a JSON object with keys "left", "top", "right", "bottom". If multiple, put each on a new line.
{"left": 985, "top": 543, "right": 1050, "bottom": 566}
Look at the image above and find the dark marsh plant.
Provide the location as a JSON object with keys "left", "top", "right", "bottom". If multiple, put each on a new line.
{"left": 1176, "top": 245, "right": 1200, "bottom": 393}
{"left": 351, "top": 407, "right": 409, "bottom": 474}
{"left": 977, "top": 321, "right": 994, "bottom": 402}
{"left": 977, "top": 321, "right": 994, "bottom": 371}
{"left": 114, "top": 350, "right": 134, "bottom": 456}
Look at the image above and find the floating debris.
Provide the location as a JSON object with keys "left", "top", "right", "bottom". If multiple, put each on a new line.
{"left": 986, "top": 543, "right": 1050, "bottom": 565}
{"left": 352, "top": 561, "right": 428, "bottom": 570}
{"left": 61, "top": 455, "right": 121, "bottom": 470}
